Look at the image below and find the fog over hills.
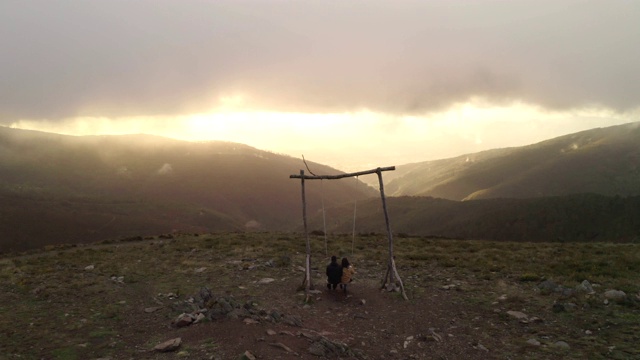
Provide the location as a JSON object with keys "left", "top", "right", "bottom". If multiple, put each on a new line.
{"left": 2, "top": 122, "right": 639, "bottom": 252}
{"left": 0, "top": 126, "right": 376, "bottom": 252}
{"left": 387, "top": 122, "right": 640, "bottom": 200}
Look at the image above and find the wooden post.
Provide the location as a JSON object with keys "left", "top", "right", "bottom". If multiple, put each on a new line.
{"left": 377, "top": 168, "right": 408, "bottom": 300}
{"left": 299, "top": 170, "right": 313, "bottom": 302}
{"left": 290, "top": 165, "right": 408, "bottom": 301}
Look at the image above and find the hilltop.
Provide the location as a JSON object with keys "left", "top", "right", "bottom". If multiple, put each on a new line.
{"left": 386, "top": 122, "right": 640, "bottom": 200}
{"left": 1, "top": 232, "right": 638, "bottom": 359}
{"left": 0, "top": 127, "right": 376, "bottom": 252}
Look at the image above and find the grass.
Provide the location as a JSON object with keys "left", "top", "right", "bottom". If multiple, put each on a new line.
{"left": 0, "top": 232, "right": 638, "bottom": 359}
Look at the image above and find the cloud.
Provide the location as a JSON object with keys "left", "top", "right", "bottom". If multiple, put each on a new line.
{"left": 1, "top": 0, "right": 639, "bottom": 123}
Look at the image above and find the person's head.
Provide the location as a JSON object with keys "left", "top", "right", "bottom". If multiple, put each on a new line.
{"left": 341, "top": 258, "right": 350, "bottom": 268}
{"left": 331, "top": 255, "right": 337, "bottom": 263}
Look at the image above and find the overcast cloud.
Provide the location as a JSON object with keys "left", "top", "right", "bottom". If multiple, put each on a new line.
{"left": 1, "top": 0, "right": 639, "bottom": 122}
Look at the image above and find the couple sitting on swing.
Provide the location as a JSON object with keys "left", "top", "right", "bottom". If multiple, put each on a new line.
{"left": 326, "top": 255, "right": 356, "bottom": 293}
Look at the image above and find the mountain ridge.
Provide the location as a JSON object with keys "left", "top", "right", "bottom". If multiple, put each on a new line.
{"left": 0, "top": 126, "right": 377, "bottom": 252}
{"left": 386, "top": 122, "right": 640, "bottom": 200}
{"left": 2, "top": 122, "right": 639, "bottom": 252}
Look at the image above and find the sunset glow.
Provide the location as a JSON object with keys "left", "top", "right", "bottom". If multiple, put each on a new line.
{"left": 9, "top": 99, "right": 637, "bottom": 171}
{"left": 2, "top": 1, "right": 639, "bottom": 172}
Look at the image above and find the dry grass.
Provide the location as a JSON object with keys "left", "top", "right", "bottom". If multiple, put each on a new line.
{"left": 0, "top": 232, "right": 638, "bottom": 359}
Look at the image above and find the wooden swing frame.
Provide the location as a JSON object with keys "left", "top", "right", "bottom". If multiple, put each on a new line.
{"left": 290, "top": 166, "right": 408, "bottom": 302}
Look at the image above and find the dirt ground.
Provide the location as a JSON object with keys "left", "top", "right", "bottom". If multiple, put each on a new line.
{"left": 131, "top": 277, "right": 505, "bottom": 360}
{"left": 3, "top": 234, "right": 637, "bottom": 360}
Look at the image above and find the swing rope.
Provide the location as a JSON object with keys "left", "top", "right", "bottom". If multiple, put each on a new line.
{"left": 351, "top": 176, "right": 358, "bottom": 255}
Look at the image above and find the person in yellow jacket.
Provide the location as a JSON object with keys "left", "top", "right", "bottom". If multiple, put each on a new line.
{"left": 340, "top": 257, "right": 356, "bottom": 293}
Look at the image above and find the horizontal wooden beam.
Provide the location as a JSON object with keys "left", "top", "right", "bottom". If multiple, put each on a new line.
{"left": 289, "top": 166, "right": 395, "bottom": 180}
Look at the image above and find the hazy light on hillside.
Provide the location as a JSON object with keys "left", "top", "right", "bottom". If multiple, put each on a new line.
{"left": 8, "top": 100, "right": 638, "bottom": 171}
{"left": 157, "top": 163, "right": 173, "bottom": 175}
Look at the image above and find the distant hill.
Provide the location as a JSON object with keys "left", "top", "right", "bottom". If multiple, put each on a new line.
{"left": 309, "top": 194, "right": 640, "bottom": 243}
{"left": 0, "top": 127, "right": 376, "bottom": 252}
{"left": 386, "top": 122, "right": 640, "bottom": 200}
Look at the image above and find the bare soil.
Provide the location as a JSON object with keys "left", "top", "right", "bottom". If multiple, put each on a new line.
{"left": 1, "top": 233, "right": 638, "bottom": 360}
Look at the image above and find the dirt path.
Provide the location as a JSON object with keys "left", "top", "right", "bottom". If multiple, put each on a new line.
{"left": 128, "top": 275, "right": 505, "bottom": 360}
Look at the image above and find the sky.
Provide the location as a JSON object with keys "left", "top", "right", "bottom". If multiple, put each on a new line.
{"left": 1, "top": 1, "right": 639, "bottom": 171}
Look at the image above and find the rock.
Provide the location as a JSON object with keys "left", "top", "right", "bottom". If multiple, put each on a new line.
{"left": 564, "top": 303, "right": 578, "bottom": 312}
{"left": 552, "top": 303, "right": 566, "bottom": 313}
{"left": 270, "top": 310, "right": 282, "bottom": 322}
{"left": 308, "top": 336, "right": 354, "bottom": 357}
{"left": 270, "top": 342, "right": 295, "bottom": 353}
{"left": 476, "top": 344, "right": 489, "bottom": 352}
{"left": 538, "top": 280, "right": 558, "bottom": 293}
{"left": 526, "top": 338, "right": 541, "bottom": 346}
{"left": 575, "top": 280, "right": 595, "bottom": 294}
{"left": 506, "top": 310, "right": 528, "bottom": 321}
{"left": 428, "top": 328, "right": 443, "bottom": 342}
{"left": 226, "top": 308, "right": 247, "bottom": 319}
{"left": 529, "top": 316, "right": 543, "bottom": 323}
{"left": 238, "top": 350, "right": 256, "bottom": 360}
{"left": 604, "top": 290, "right": 626, "bottom": 303}
{"left": 283, "top": 314, "right": 303, "bottom": 327}
{"left": 266, "top": 329, "right": 277, "bottom": 336}
{"left": 84, "top": 265, "right": 95, "bottom": 271}
{"left": 174, "top": 313, "right": 194, "bottom": 328}
{"left": 360, "top": 299, "right": 366, "bottom": 305}
{"left": 243, "top": 318, "right": 259, "bottom": 325}
{"left": 257, "top": 278, "right": 275, "bottom": 284}
{"left": 153, "top": 337, "right": 181, "bottom": 352}
{"left": 196, "top": 286, "right": 213, "bottom": 308}
{"left": 552, "top": 341, "right": 570, "bottom": 350}
{"left": 193, "top": 313, "right": 206, "bottom": 324}
{"left": 559, "top": 287, "right": 575, "bottom": 298}
{"left": 144, "top": 306, "right": 162, "bottom": 313}
{"left": 194, "top": 267, "right": 207, "bottom": 273}
{"left": 218, "top": 298, "right": 234, "bottom": 313}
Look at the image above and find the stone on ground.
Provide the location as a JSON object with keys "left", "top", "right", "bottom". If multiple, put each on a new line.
{"left": 153, "top": 337, "right": 182, "bottom": 352}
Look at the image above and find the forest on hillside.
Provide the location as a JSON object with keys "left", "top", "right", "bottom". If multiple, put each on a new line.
{"left": 312, "top": 194, "right": 640, "bottom": 243}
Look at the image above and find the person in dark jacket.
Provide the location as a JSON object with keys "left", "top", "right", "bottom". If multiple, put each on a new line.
{"left": 326, "top": 255, "right": 343, "bottom": 290}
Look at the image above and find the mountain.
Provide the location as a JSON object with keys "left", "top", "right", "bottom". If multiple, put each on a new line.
{"left": 386, "top": 122, "right": 640, "bottom": 200}
{"left": 0, "top": 126, "right": 377, "bottom": 252}
{"left": 309, "top": 194, "right": 640, "bottom": 243}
